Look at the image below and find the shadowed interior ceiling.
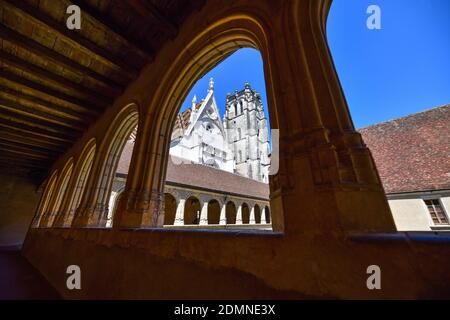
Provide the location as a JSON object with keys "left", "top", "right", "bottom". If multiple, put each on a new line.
{"left": 0, "top": 0, "right": 204, "bottom": 182}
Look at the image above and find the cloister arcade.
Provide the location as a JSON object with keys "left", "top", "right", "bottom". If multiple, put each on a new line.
{"left": 18, "top": 0, "right": 450, "bottom": 299}
{"left": 107, "top": 184, "right": 271, "bottom": 229}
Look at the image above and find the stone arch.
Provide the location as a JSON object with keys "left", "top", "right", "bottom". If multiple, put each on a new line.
{"left": 120, "top": 4, "right": 394, "bottom": 233}
{"left": 53, "top": 138, "right": 96, "bottom": 227}
{"left": 254, "top": 204, "right": 261, "bottom": 224}
{"left": 163, "top": 193, "right": 177, "bottom": 225}
{"left": 225, "top": 201, "right": 237, "bottom": 224}
{"left": 241, "top": 202, "right": 250, "bottom": 224}
{"left": 73, "top": 103, "right": 139, "bottom": 227}
{"left": 107, "top": 188, "right": 125, "bottom": 228}
{"left": 33, "top": 170, "right": 58, "bottom": 227}
{"left": 49, "top": 158, "right": 74, "bottom": 227}
{"left": 184, "top": 196, "right": 201, "bottom": 225}
{"left": 118, "top": 14, "right": 282, "bottom": 230}
{"left": 207, "top": 199, "right": 221, "bottom": 225}
{"left": 40, "top": 158, "right": 74, "bottom": 227}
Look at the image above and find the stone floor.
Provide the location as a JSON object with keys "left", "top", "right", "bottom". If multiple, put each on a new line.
{"left": 0, "top": 247, "right": 60, "bottom": 300}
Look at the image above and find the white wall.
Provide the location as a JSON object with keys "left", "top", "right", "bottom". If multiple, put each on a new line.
{"left": 388, "top": 196, "right": 450, "bottom": 231}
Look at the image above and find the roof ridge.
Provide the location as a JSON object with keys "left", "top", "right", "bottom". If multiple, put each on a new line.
{"left": 358, "top": 104, "right": 450, "bottom": 130}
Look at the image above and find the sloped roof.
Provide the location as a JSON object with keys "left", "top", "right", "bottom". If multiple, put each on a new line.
{"left": 359, "top": 105, "right": 450, "bottom": 194}
{"left": 116, "top": 142, "right": 269, "bottom": 200}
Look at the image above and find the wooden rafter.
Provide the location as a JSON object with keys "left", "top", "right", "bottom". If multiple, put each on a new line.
{"left": 0, "top": 24, "right": 123, "bottom": 94}
{"left": 0, "top": 70, "right": 106, "bottom": 113}
{"left": 0, "top": 50, "right": 114, "bottom": 107}
{"left": 0, "top": 84, "right": 95, "bottom": 122}
{"left": 128, "top": 0, "right": 178, "bottom": 38}
{"left": 2, "top": 0, "right": 139, "bottom": 79}
{"left": 0, "top": 97, "right": 86, "bottom": 131}
{"left": 71, "top": 0, "right": 155, "bottom": 58}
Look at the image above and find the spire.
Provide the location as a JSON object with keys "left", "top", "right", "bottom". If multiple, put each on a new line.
{"left": 191, "top": 95, "right": 197, "bottom": 109}
{"left": 208, "top": 77, "right": 214, "bottom": 93}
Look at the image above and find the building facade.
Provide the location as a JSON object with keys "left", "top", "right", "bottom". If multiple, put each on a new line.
{"left": 170, "top": 78, "right": 271, "bottom": 183}
{"left": 107, "top": 80, "right": 272, "bottom": 228}
{"left": 359, "top": 104, "right": 450, "bottom": 231}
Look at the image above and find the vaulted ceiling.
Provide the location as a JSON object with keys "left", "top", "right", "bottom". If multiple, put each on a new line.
{"left": 0, "top": 0, "right": 204, "bottom": 181}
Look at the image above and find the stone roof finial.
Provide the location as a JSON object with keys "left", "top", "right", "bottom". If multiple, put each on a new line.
{"left": 192, "top": 94, "right": 197, "bottom": 110}
{"left": 208, "top": 77, "right": 214, "bottom": 93}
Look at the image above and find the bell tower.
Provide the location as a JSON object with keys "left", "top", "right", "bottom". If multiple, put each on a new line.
{"left": 224, "top": 82, "right": 270, "bottom": 182}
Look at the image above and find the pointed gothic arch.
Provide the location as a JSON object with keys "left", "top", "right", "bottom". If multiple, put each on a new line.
{"left": 33, "top": 170, "right": 58, "bottom": 228}
{"left": 51, "top": 138, "right": 97, "bottom": 228}
{"left": 40, "top": 158, "right": 74, "bottom": 227}
{"left": 72, "top": 103, "right": 139, "bottom": 227}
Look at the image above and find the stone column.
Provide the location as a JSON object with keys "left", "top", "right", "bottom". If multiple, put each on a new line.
{"left": 174, "top": 198, "right": 185, "bottom": 226}
{"left": 261, "top": 206, "right": 267, "bottom": 224}
{"left": 200, "top": 201, "right": 209, "bottom": 225}
{"left": 250, "top": 206, "right": 256, "bottom": 224}
{"left": 236, "top": 204, "right": 243, "bottom": 224}
{"left": 219, "top": 203, "right": 226, "bottom": 225}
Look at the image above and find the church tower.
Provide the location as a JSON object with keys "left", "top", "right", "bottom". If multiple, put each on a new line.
{"left": 223, "top": 82, "right": 270, "bottom": 182}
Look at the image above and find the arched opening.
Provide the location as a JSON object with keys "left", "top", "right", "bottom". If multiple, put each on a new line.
{"left": 226, "top": 201, "right": 236, "bottom": 224}
{"left": 48, "top": 159, "right": 74, "bottom": 227}
{"left": 39, "top": 159, "right": 73, "bottom": 227}
{"left": 163, "top": 193, "right": 177, "bottom": 225}
{"left": 327, "top": 1, "right": 450, "bottom": 232}
{"left": 33, "top": 170, "right": 58, "bottom": 227}
{"left": 184, "top": 196, "right": 200, "bottom": 225}
{"left": 65, "top": 139, "right": 96, "bottom": 227}
{"left": 241, "top": 203, "right": 250, "bottom": 224}
{"left": 207, "top": 199, "right": 221, "bottom": 225}
{"left": 264, "top": 206, "right": 271, "bottom": 224}
{"left": 254, "top": 204, "right": 261, "bottom": 224}
{"left": 73, "top": 104, "right": 138, "bottom": 227}
{"left": 162, "top": 47, "right": 273, "bottom": 230}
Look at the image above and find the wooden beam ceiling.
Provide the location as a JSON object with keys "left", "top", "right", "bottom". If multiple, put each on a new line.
{"left": 0, "top": 0, "right": 205, "bottom": 179}
{"left": 128, "top": 0, "right": 178, "bottom": 38}
{"left": 2, "top": 0, "right": 139, "bottom": 80}
{"left": 71, "top": 0, "right": 156, "bottom": 58}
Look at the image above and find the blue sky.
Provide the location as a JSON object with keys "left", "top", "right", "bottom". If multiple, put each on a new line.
{"left": 180, "top": 0, "right": 450, "bottom": 129}
{"left": 179, "top": 48, "right": 269, "bottom": 123}
{"left": 327, "top": 0, "right": 450, "bottom": 128}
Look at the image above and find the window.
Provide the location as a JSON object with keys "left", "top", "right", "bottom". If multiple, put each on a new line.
{"left": 424, "top": 199, "right": 449, "bottom": 225}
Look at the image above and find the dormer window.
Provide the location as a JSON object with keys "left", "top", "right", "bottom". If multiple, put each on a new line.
{"left": 424, "top": 199, "right": 449, "bottom": 225}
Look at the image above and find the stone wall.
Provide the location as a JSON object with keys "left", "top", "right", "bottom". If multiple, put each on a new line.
{"left": 0, "top": 173, "right": 40, "bottom": 247}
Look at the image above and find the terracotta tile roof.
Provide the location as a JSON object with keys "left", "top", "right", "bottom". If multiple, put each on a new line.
{"left": 116, "top": 144, "right": 269, "bottom": 200}
{"left": 173, "top": 102, "right": 202, "bottom": 130}
{"left": 359, "top": 105, "right": 450, "bottom": 194}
